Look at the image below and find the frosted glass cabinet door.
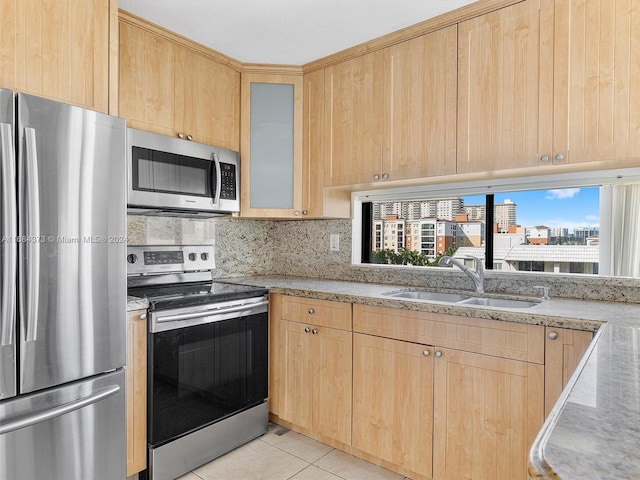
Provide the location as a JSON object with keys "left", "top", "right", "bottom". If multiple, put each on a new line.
{"left": 240, "top": 73, "right": 303, "bottom": 218}
{"left": 250, "top": 83, "right": 294, "bottom": 209}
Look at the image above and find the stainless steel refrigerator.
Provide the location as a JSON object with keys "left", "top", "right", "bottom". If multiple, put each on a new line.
{"left": 0, "top": 90, "right": 127, "bottom": 480}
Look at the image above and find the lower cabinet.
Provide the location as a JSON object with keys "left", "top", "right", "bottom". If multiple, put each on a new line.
{"left": 273, "top": 294, "right": 352, "bottom": 447}
{"left": 544, "top": 326, "right": 593, "bottom": 417}
{"left": 432, "top": 347, "right": 544, "bottom": 480}
{"left": 352, "top": 334, "right": 434, "bottom": 479}
{"left": 126, "top": 309, "right": 147, "bottom": 477}
{"left": 271, "top": 297, "right": 593, "bottom": 480}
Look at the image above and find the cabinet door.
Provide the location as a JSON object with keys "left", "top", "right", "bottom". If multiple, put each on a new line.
{"left": 280, "top": 321, "right": 314, "bottom": 431}
{"left": 544, "top": 327, "right": 592, "bottom": 417}
{"left": 176, "top": 48, "right": 240, "bottom": 150}
{"left": 126, "top": 309, "right": 147, "bottom": 476}
{"left": 302, "top": 69, "right": 325, "bottom": 217}
{"left": 383, "top": 26, "right": 457, "bottom": 180}
{"left": 240, "top": 73, "right": 304, "bottom": 217}
{"left": 433, "top": 348, "right": 544, "bottom": 480}
{"left": 311, "top": 325, "right": 352, "bottom": 445}
{"left": 119, "top": 22, "right": 177, "bottom": 136}
{"left": 325, "top": 51, "right": 385, "bottom": 186}
{"left": 1, "top": 0, "right": 111, "bottom": 112}
{"left": 553, "top": 0, "right": 640, "bottom": 164}
{"left": 353, "top": 334, "right": 433, "bottom": 479}
{"left": 457, "top": 0, "right": 555, "bottom": 173}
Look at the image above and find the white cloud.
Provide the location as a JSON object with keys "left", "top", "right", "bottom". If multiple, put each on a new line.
{"left": 586, "top": 214, "right": 599, "bottom": 221}
{"left": 545, "top": 188, "right": 580, "bottom": 200}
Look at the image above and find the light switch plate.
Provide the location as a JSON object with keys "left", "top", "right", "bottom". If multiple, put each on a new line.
{"left": 329, "top": 234, "right": 340, "bottom": 251}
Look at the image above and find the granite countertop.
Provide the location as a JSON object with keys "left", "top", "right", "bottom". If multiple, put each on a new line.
{"left": 219, "top": 275, "right": 640, "bottom": 479}
{"left": 127, "top": 295, "right": 149, "bottom": 311}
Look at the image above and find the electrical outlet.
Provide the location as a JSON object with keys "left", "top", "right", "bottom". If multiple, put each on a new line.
{"left": 329, "top": 234, "right": 340, "bottom": 251}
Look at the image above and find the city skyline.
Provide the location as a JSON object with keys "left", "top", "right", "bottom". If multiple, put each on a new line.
{"left": 462, "top": 187, "right": 600, "bottom": 232}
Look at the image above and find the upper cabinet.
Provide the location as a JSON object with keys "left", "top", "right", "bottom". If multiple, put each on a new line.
{"left": 325, "top": 26, "right": 458, "bottom": 186}
{"left": 458, "top": 0, "right": 640, "bottom": 173}
{"left": 553, "top": 0, "right": 640, "bottom": 164}
{"left": 119, "top": 15, "right": 241, "bottom": 150}
{"left": 0, "top": 0, "right": 115, "bottom": 113}
{"left": 457, "top": 0, "right": 555, "bottom": 173}
{"left": 240, "top": 72, "right": 304, "bottom": 218}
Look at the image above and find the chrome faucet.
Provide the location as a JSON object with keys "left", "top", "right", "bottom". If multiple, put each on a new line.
{"left": 438, "top": 256, "right": 485, "bottom": 293}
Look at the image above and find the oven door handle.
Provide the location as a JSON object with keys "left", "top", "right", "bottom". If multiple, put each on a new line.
{"left": 155, "top": 299, "right": 268, "bottom": 323}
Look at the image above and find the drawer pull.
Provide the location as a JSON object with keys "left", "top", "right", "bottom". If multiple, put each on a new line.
{"left": 434, "top": 351, "right": 443, "bottom": 358}
{"left": 304, "top": 327, "right": 311, "bottom": 333}
{"left": 312, "top": 329, "right": 318, "bottom": 335}
{"left": 422, "top": 350, "right": 430, "bottom": 357}
{"left": 548, "top": 331, "right": 558, "bottom": 340}
{"left": 308, "top": 308, "right": 315, "bottom": 315}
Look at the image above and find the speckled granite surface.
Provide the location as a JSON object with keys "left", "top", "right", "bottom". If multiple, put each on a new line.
{"left": 127, "top": 296, "right": 148, "bottom": 311}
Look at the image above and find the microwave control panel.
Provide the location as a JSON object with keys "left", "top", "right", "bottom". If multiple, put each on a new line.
{"left": 219, "top": 163, "right": 236, "bottom": 200}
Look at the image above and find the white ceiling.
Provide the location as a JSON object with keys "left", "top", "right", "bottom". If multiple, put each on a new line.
{"left": 119, "top": 0, "right": 479, "bottom": 65}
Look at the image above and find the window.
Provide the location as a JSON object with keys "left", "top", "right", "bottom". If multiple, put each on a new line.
{"left": 354, "top": 169, "right": 640, "bottom": 277}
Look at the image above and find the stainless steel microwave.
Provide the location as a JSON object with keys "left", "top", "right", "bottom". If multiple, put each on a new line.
{"left": 127, "top": 128, "right": 240, "bottom": 217}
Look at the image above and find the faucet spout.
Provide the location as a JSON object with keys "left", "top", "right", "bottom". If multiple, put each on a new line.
{"left": 438, "top": 255, "right": 485, "bottom": 293}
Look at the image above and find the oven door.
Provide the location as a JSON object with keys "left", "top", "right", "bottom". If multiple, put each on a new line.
{"left": 148, "top": 307, "right": 268, "bottom": 447}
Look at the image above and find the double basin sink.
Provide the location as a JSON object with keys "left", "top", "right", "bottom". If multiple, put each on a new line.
{"left": 382, "top": 289, "right": 541, "bottom": 309}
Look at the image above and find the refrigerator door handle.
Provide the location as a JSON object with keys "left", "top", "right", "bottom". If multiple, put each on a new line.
{"left": 22, "top": 127, "right": 40, "bottom": 342}
{"left": 0, "top": 123, "right": 17, "bottom": 347}
{"left": 0, "top": 383, "right": 120, "bottom": 435}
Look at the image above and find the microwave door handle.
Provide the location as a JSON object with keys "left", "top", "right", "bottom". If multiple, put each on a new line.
{"left": 0, "top": 123, "right": 17, "bottom": 347}
{"left": 212, "top": 153, "right": 221, "bottom": 207}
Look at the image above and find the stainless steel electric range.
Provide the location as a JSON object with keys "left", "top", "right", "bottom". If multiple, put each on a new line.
{"left": 127, "top": 245, "right": 269, "bottom": 480}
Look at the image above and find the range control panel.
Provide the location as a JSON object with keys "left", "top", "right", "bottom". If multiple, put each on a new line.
{"left": 126, "top": 245, "right": 215, "bottom": 275}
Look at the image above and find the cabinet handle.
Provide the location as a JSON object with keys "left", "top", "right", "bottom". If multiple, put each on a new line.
{"left": 554, "top": 153, "right": 565, "bottom": 162}
{"left": 308, "top": 308, "right": 315, "bottom": 315}
{"left": 186, "top": 134, "right": 193, "bottom": 141}
{"left": 548, "top": 331, "right": 558, "bottom": 340}
{"left": 422, "top": 350, "right": 430, "bottom": 357}
{"left": 434, "top": 351, "right": 443, "bottom": 358}
{"left": 139, "top": 313, "right": 147, "bottom": 320}
{"left": 294, "top": 211, "right": 300, "bottom": 216}
{"left": 302, "top": 210, "right": 308, "bottom": 216}
{"left": 312, "top": 329, "right": 318, "bottom": 335}
{"left": 177, "top": 132, "right": 185, "bottom": 139}
{"left": 540, "top": 155, "right": 549, "bottom": 163}
{"left": 373, "top": 174, "right": 380, "bottom": 180}
{"left": 381, "top": 173, "right": 389, "bottom": 180}
{"left": 304, "top": 327, "right": 311, "bottom": 333}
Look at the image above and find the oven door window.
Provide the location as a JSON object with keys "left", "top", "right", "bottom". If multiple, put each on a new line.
{"left": 149, "top": 313, "right": 268, "bottom": 446}
{"left": 132, "top": 146, "right": 213, "bottom": 198}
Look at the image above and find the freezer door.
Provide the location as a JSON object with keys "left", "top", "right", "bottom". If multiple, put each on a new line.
{"left": 0, "top": 369, "right": 125, "bottom": 480}
{"left": 0, "top": 88, "right": 17, "bottom": 400}
{"left": 17, "top": 93, "right": 126, "bottom": 394}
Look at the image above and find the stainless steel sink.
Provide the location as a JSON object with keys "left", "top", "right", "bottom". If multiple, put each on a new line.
{"left": 458, "top": 297, "right": 540, "bottom": 309}
{"left": 382, "top": 289, "right": 471, "bottom": 303}
{"left": 382, "top": 289, "right": 540, "bottom": 309}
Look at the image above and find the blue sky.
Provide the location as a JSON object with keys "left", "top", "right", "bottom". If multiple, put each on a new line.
{"left": 463, "top": 187, "right": 600, "bottom": 232}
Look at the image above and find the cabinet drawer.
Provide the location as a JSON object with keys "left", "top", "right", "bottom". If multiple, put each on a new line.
{"left": 354, "top": 304, "right": 544, "bottom": 364}
{"left": 281, "top": 296, "right": 352, "bottom": 331}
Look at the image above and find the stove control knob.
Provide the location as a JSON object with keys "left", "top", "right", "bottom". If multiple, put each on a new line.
{"left": 126, "top": 254, "right": 138, "bottom": 264}
{"left": 188, "top": 253, "right": 197, "bottom": 261}
{"left": 201, "top": 252, "right": 209, "bottom": 261}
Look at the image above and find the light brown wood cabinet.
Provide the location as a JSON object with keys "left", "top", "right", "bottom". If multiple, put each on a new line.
{"left": 271, "top": 295, "right": 352, "bottom": 447}
{"left": 543, "top": 326, "right": 593, "bottom": 417}
{"left": 126, "top": 308, "right": 147, "bottom": 477}
{"left": 0, "top": 0, "right": 115, "bottom": 113}
{"left": 433, "top": 347, "right": 544, "bottom": 480}
{"left": 239, "top": 72, "right": 304, "bottom": 218}
{"left": 458, "top": 0, "right": 640, "bottom": 173}
{"left": 119, "top": 15, "right": 240, "bottom": 150}
{"left": 324, "top": 26, "right": 457, "bottom": 187}
{"left": 352, "top": 304, "right": 545, "bottom": 480}
{"left": 352, "top": 333, "right": 434, "bottom": 480}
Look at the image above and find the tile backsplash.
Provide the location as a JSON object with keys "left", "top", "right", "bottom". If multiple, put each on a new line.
{"left": 127, "top": 215, "right": 640, "bottom": 303}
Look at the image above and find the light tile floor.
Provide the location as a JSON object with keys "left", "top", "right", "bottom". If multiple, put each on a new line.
{"left": 177, "top": 423, "right": 410, "bottom": 480}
